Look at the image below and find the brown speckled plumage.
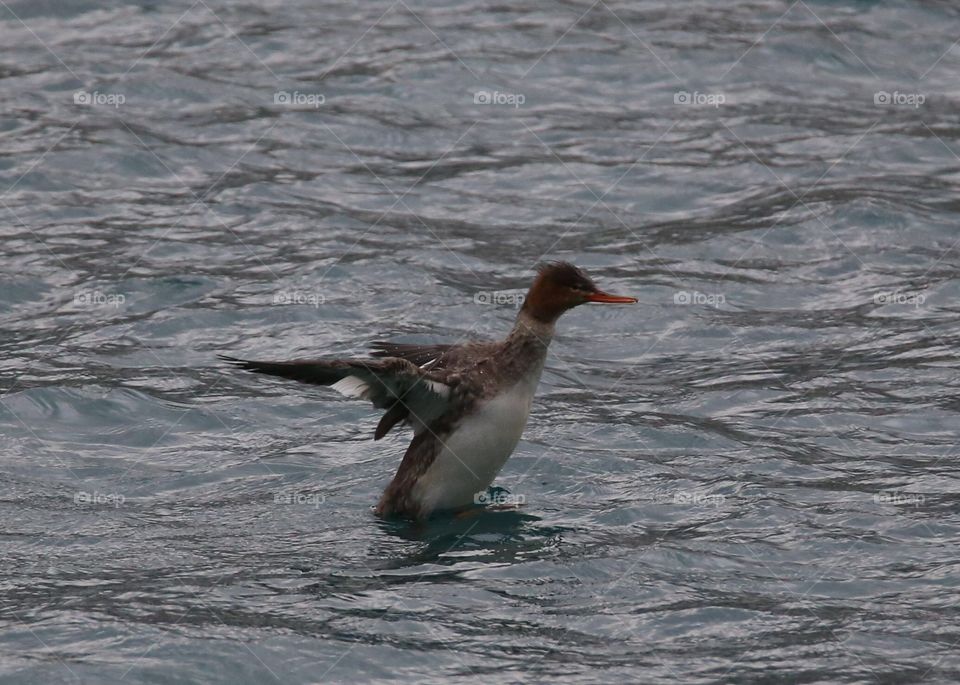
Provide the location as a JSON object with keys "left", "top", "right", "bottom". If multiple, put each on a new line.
{"left": 372, "top": 322, "right": 553, "bottom": 518}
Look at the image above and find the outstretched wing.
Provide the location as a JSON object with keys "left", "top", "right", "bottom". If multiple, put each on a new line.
{"left": 369, "top": 342, "right": 453, "bottom": 368}
{"left": 219, "top": 355, "right": 454, "bottom": 440}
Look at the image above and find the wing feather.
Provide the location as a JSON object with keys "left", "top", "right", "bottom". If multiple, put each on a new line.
{"left": 219, "top": 354, "right": 454, "bottom": 439}
{"left": 369, "top": 342, "right": 453, "bottom": 368}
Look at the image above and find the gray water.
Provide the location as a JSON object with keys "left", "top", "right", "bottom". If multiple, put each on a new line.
{"left": 2, "top": 1, "right": 959, "bottom": 683}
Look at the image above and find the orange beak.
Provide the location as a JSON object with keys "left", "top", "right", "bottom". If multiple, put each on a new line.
{"left": 585, "top": 290, "right": 638, "bottom": 304}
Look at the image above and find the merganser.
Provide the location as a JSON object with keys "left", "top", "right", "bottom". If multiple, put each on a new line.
{"left": 221, "top": 262, "right": 636, "bottom": 520}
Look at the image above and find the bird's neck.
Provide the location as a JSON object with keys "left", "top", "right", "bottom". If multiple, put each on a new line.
{"left": 507, "top": 309, "right": 555, "bottom": 350}
{"left": 495, "top": 310, "right": 552, "bottom": 387}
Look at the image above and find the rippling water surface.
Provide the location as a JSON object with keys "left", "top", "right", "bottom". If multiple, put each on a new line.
{"left": 3, "top": 1, "right": 960, "bottom": 683}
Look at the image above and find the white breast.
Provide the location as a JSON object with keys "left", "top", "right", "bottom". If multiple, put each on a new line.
{"left": 411, "top": 373, "right": 541, "bottom": 515}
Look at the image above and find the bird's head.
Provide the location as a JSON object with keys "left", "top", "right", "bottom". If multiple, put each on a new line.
{"left": 520, "top": 261, "right": 636, "bottom": 324}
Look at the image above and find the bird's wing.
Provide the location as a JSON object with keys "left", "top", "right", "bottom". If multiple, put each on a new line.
{"left": 370, "top": 340, "right": 500, "bottom": 373}
{"left": 369, "top": 342, "right": 454, "bottom": 368}
{"left": 219, "top": 355, "right": 454, "bottom": 439}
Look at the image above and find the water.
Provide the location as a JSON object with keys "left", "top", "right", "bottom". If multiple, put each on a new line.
{"left": 2, "top": 1, "right": 959, "bottom": 682}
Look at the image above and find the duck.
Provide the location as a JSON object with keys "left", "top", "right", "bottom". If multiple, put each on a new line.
{"left": 221, "top": 262, "right": 636, "bottom": 520}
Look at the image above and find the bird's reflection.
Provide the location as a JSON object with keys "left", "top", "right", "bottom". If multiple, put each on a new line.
{"left": 372, "top": 489, "right": 571, "bottom": 570}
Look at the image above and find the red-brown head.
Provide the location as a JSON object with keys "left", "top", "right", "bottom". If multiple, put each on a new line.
{"left": 520, "top": 262, "right": 637, "bottom": 324}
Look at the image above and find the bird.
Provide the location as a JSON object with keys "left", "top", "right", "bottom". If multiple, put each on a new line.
{"left": 220, "top": 262, "right": 636, "bottom": 520}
